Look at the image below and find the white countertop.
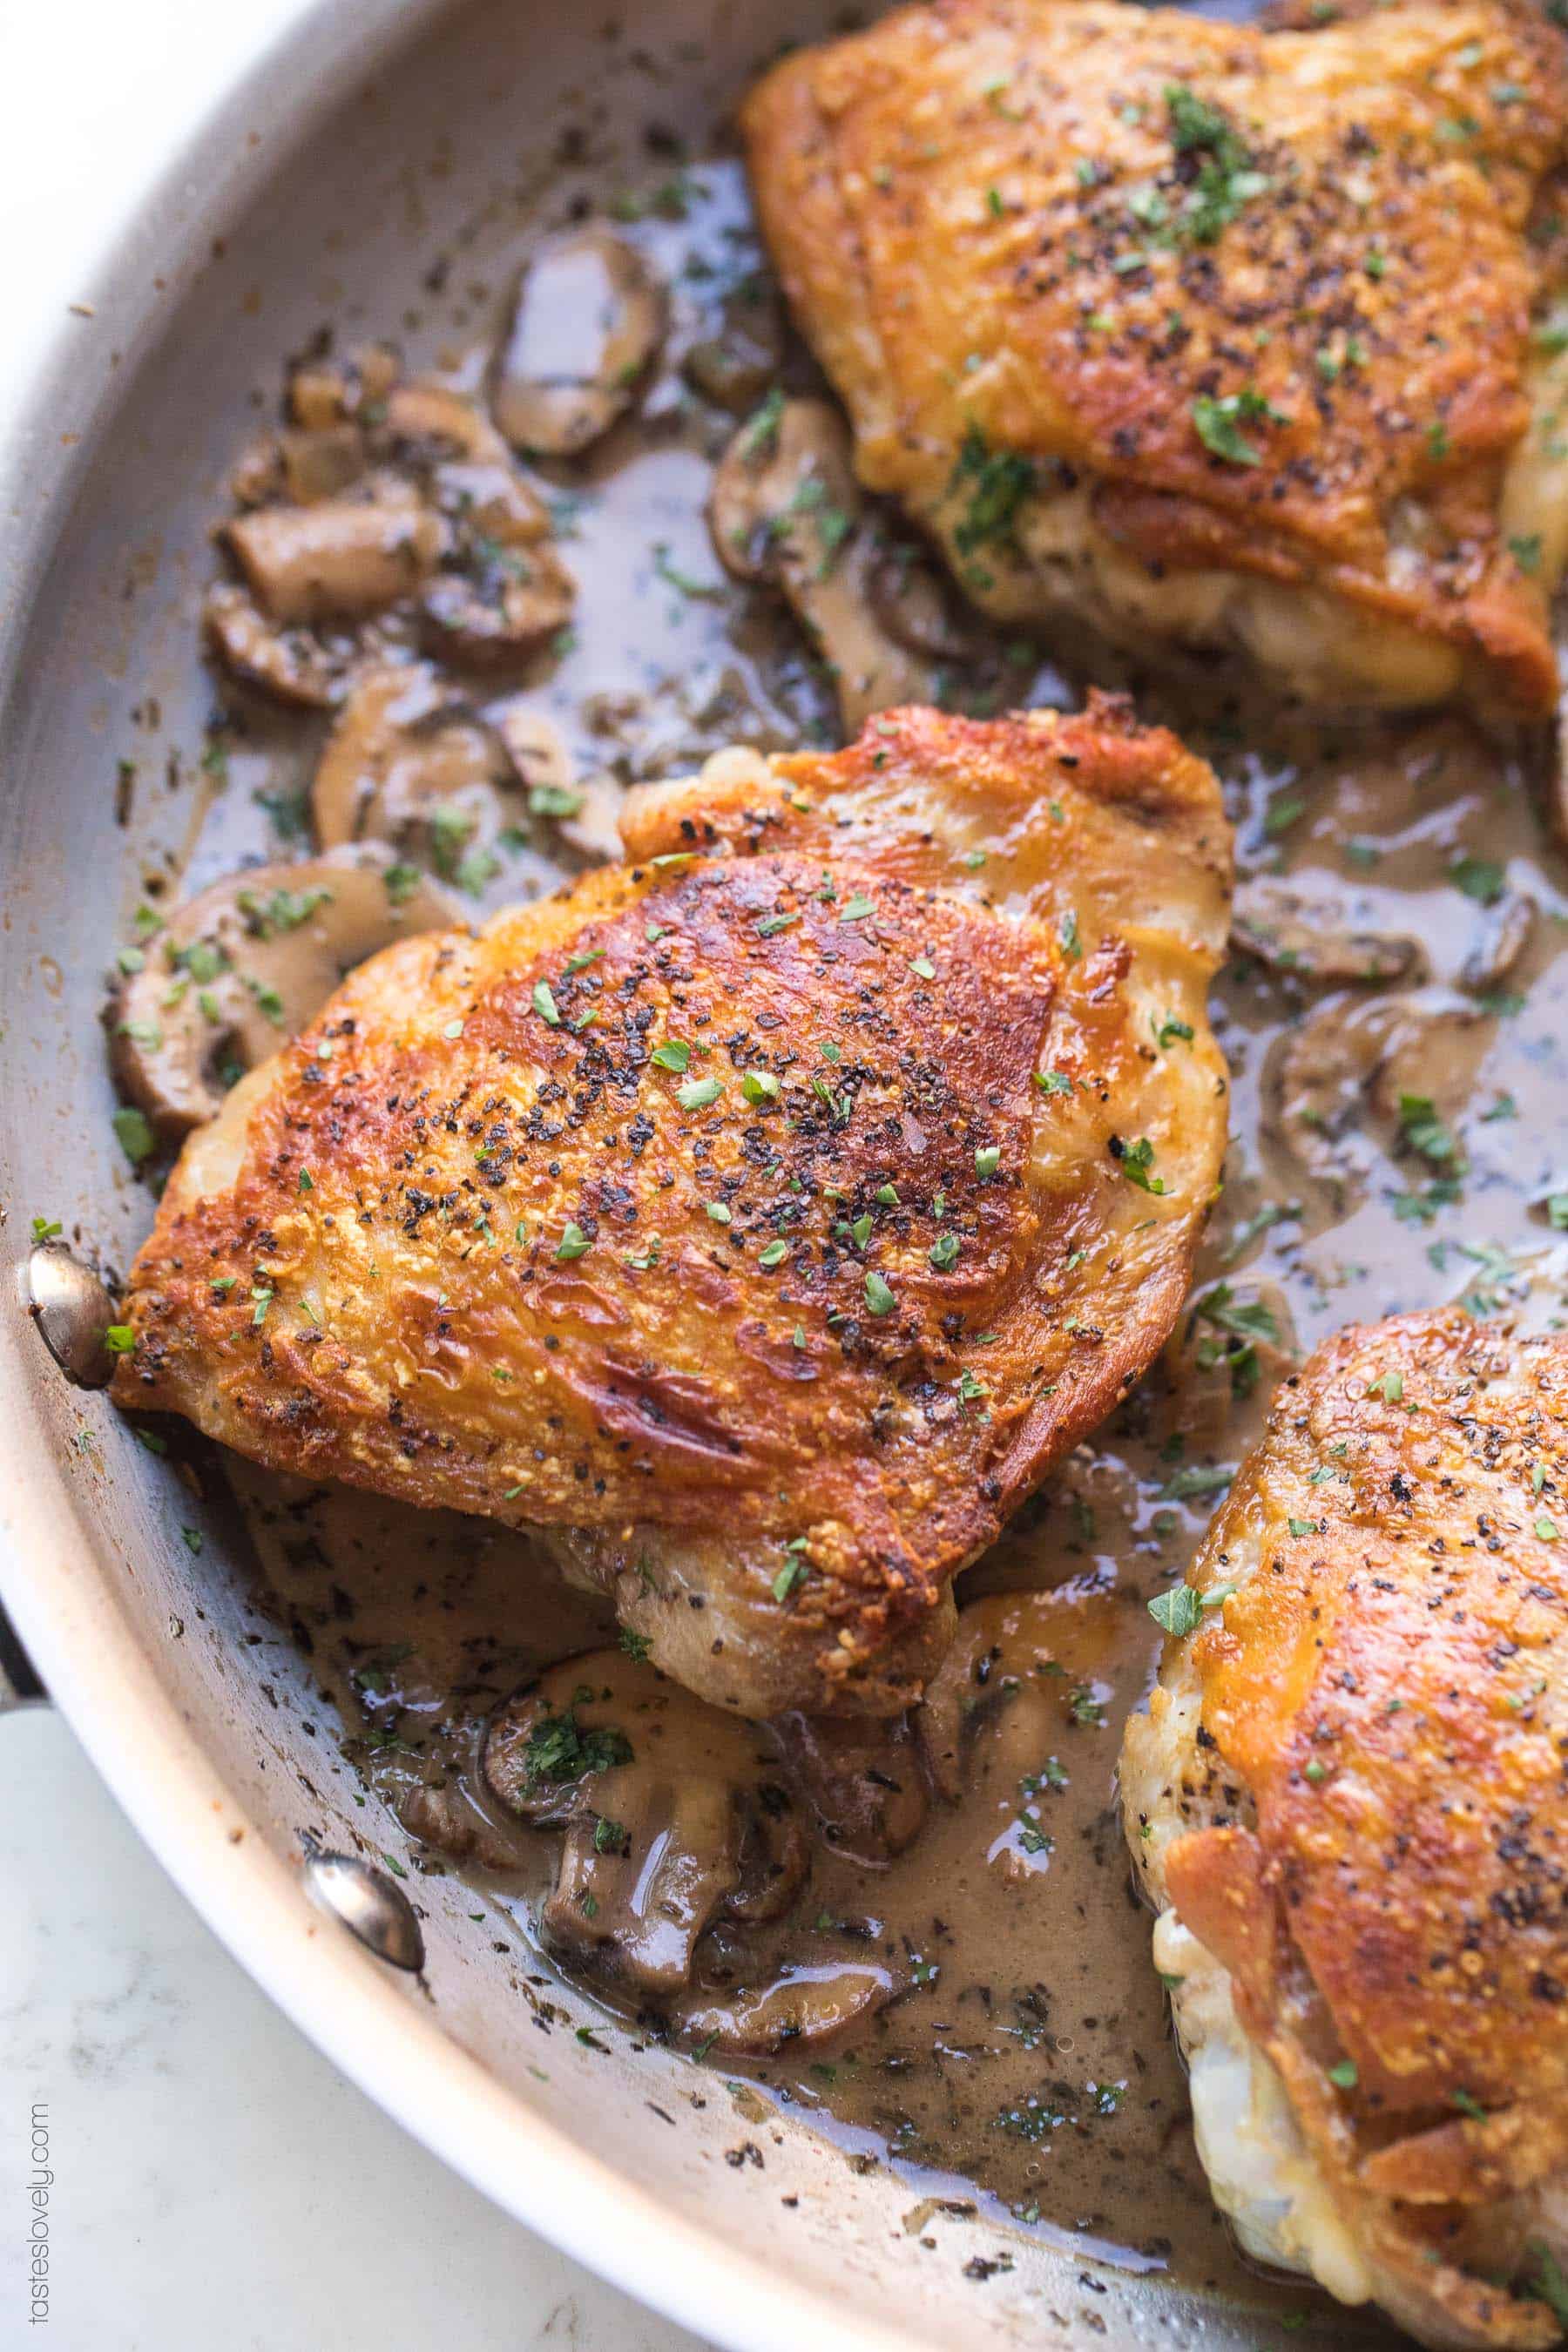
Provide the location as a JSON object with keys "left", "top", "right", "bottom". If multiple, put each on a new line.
{"left": 0, "top": 1704, "right": 714, "bottom": 2352}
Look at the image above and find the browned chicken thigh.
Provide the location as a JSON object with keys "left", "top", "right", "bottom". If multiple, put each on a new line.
{"left": 742, "top": 0, "right": 1568, "bottom": 713}
{"left": 1124, "top": 1309, "right": 1568, "bottom": 2349}
{"left": 113, "top": 700, "right": 1232, "bottom": 1717}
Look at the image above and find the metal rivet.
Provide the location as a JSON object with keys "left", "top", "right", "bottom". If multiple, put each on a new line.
{"left": 303, "top": 1845, "right": 424, "bottom": 1972}
{"left": 25, "top": 1245, "right": 119, "bottom": 1389}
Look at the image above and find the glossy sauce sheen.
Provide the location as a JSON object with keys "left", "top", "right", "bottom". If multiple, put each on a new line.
{"left": 162, "top": 130, "right": 1568, "bottom": 2333}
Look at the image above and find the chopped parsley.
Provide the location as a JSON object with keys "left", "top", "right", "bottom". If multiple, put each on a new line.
{"left": 1192, "top": 387, "right": 1285, "bottom": 468}
{"left": 1148, "top": 1583, "right": 1202, "bottom": 1637}
{"left": 950, "top": 425, "right": 1036, "bottom": 554}
{"left": 1450, "top": 854, "right": 1506, "bottom": 907}
{"left": 1112, "top": 1135, "right": 1166, "bottom": 1193}
{"left": 864, "top": 1270, "right": 896, "bottom": 1316}
{"left": 523, "top": 1699, "right": 633, "bottom": 1788}
{"left": 1162, "top": 1463, "right": 1234, "bottom": 1502}
{"left": 112, "top": 1105, "right": 156, "bottom": 1165}
{"left": 1397, "top": 1092, "right": 1460, "bottom": 1167}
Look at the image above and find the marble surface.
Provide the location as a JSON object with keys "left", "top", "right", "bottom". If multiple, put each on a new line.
{"left": 0, "top": 1703, "right": 713, "bottom": 2351}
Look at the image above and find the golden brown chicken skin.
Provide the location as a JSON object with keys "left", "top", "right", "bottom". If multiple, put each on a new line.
{"left": 1123, "top": 1309, "right": 1568, "bottom": 2349}
{"left": 113, "top": 699, "right": 1231, "bottom": 1719}
{"left": 742, "top": 0, "right": 1568, "bottom": 715}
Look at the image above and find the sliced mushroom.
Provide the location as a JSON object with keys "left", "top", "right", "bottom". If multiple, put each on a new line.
{"left": 483, "top": 1650, "right": 808, "bottom": 1995}
{"left": 1231, "top": 882, "right": 1423, "bottom": 987}
{"left": 1272, "top": 994, "right": 1398, "bottom": 1191}
{"left": 419, "top": 538, "right": 576, "bottom": 671}
{"left": 683, "top": 275, "right": 787, "bottom": 415}
{"left": 228, "top": 433, "right": 288, "bottom": 510}
{"left": 312, "top": 661, "right": 516, "bottom": 882}
{"left": 1370, "top": 998, "right": 1490, "bottom": 1130}
{"left": 278, "top": 424, "right": 368, "bottom": 506}
{"left": 1163, "top": 1278, "right": 1297, "bottom": 1449}
{"left": 708, "top": 396, "right": 936, "bottom": 734}
{"left": 493, "top": 228, "right": 668, "bottom": 456}
{"left": 210, "top": 360, "right": 576, "bottom": 697}
{"left": 672, "top": 1961, "right": 898, "bottom": 2056}
{"left": 288, "top": 342, "right": 402, "bottom": 429}
{"left": 774, "top": 1712, "right": 929, "bottom": 1865}
{"left": 358, "top": 380, "right": 576, "bottom": 667}
{"left": 916, "top": 1589, "right": 1113, "bottom": 1883}
{"left": 396, "top": 1777, "right": 524, "bottom": 1871}
{"left": 866, "top": 535, "right": 977, "bottom": 665}
{"left": 1273, "top": 989, "right": 1490, "bottom": 1195}
{"left": 1460, "top": 889, "right": 1537, "bottom": 995}
{"left": 110, "top": 846, "right": 457, "bottom": 1136}
{"left": 223, "top": 475, "right": 445, "bottom": 627}
{"left": 203, "top": 582, "right": 350, "bottom": 709}
{"left": 490, "top": 710, "right": 623, "bottom": 865}
{"left": 495, "top": 705, "right": 575, "bottom": 806}
{"left": 380, "top": 381, "right": 552, "bottom": 547}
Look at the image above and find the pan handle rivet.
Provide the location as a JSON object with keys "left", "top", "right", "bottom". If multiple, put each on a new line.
{"left": 24, "top": 1244, "right": 119, "bottom": 1389}
{"left": 303, "top": 1844, "right": 425, "bottom": 1972}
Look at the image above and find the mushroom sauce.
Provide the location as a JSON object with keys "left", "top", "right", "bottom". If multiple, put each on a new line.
{"left": 107, "top": 120, "right": 1568, "bottom": 2339}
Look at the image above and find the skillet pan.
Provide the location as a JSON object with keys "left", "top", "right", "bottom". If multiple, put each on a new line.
{"left": 0, "top": 0, "right": 1381, "bottom": 2343}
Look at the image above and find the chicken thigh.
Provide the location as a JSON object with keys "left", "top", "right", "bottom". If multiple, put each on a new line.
{"left": 1123, "top": 1309, "right": 1568, "bottom": 2349}
{"left": 114, "top": 698, "right": 1232, "bottom": 1717}
{"left": 742, "top": 0, "right": 1568, "bottom": 715}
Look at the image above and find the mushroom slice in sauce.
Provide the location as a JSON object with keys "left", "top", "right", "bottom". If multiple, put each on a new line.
{"left": 707, "top": 395, "right": 936, "bottom": 735}
{"left": 395, "top": 1777, "right": 524, "bottom": 1872}
{"left": 773, "top": 1712, "right": 929, "bottom": 1866}
{"left": 482, "top": 1651, "right": 808, "bottom": 1995}
{"left": 492, "top": 228, "right": 668, "bottom": 456}
{"left": 380, "top": 381, "right": 553, "bottom": 548}
{"left": 312, "top": 661, "right": 517, "bottom": 880}
{"left": 1459, "top": 888, "right": 1537, "bottom": 994}
{"left": 288, "top": 341, "right": 402, "bottom": 429}
{"left": 1273, "top": 988, "right": 1490, "bottom": 1195}
{"left": 672, "top": 1961, "right": 899, "bottom": 2057}
{"left": 1230, "top": 882, "right": 1423, "bottom": 987}
{"left": 682, "top": 275, "right": 787, "bottom": 416}
{"left": 223, "top": 475, "right": 446, "bottom": 628}
{"left": 203, "top": 582, "right": 349, "bottom": 709}
{"left": 419, "top": 540, "right": 576, "bottom": 672}
{"left": 276, "top": 424, "right": 368, "bottom": 507}
{"left": 865, "top": 536, "right": 977, "bottom": 666}
{"left": 369, "top": 381, "right": 577, "bottom": 667}
{"left": 491, "top": 706, "right": 619, "bottom": 862}
{"left": 110, "top": 846, "right": 456, "bottom": 1136}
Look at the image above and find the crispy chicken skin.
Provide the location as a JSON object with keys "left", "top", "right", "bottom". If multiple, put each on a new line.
{"left": 113, "top": 700, "right": 1231, "bottom": 1718}
{"left": 742, "top": 0, "right": 1568, "bottom": 714}
{"left": 1122, "top": 1309, "right": 1568, "bottom": 2349}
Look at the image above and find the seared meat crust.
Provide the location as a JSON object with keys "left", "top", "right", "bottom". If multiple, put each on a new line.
{"left": 742, "top": 0, "right": 1568, "bottom": 713}
{"left": 115, "top": 700, "right": 1231, "bottom": 1716}
{"left": 1125, "top": 1308, "right": 1568, "bottom": 2349}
